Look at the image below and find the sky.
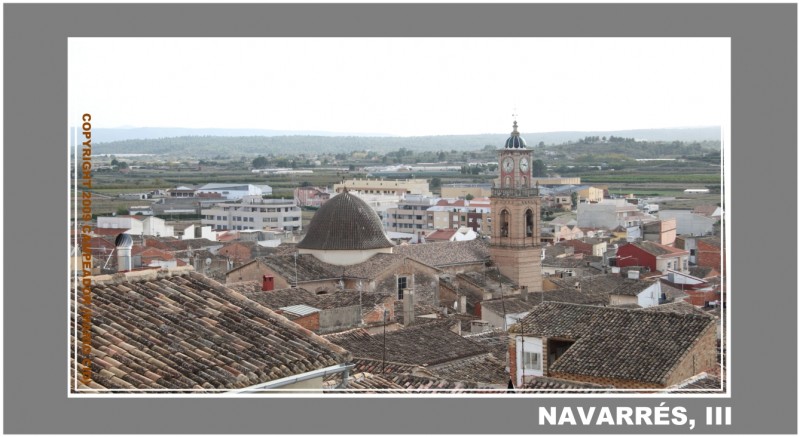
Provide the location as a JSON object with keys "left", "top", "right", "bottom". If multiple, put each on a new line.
{"left": 69, "top": 38, "right": 730, "bottom": 137}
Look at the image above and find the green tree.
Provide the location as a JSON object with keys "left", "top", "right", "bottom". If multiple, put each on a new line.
{"left": 252, "top": 156, "right": 268, "bottom": 168}
{"left": 465, "top": 193, "right": 474, "bottom": 201}
{"left": 571, "top": 192, "right": 579, "bottom": 209}
{"left": 531, "top": 159, "right": 547, "bottom": 177}
{"left": 430, "top": 177, "right": 442, "bottom": 189}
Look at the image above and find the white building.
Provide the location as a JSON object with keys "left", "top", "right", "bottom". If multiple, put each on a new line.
{"left": 196, "top": 183, "right": 265, "bottom": 200}
{"left": 180, "top": 224, "right": 218, "bottom": 241}
{"left": 96, "top": 215, "right": 174, "bottom": 237}
{"left": 577, "top": 199, "right": 656, "bottom": 230}
{"left": 97, "top": 216, "right": 144, "bottom": 234}
{"left": 201, "top": 196, "right": 302, "bottom": 232}
{"left": 140, "top": 216, "right": 175, "bottom": 238}
{"left": 657, "top": 210, "right": 718, "bottom": 236}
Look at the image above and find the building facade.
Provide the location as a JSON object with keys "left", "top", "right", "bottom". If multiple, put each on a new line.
{"left": 201, "top": 196, "right": 302, "bottom": 232}
{"left": 333, "top": 178, "right": 432, "bottom": 197}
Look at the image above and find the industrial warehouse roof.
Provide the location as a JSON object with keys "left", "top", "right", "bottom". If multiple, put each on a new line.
{"left": 70, "top": 268, "right": 350, "bottom": 392}
{"left": 509, "top": 302, "right": 716, "bottom": 386}
{"left": 297, "top": 190, "right": 393, "bottom": 251}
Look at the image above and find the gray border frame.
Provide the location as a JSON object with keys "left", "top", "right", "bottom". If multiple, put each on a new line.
{"left": 4, "top": 3, "right": 796, "bottom": 434}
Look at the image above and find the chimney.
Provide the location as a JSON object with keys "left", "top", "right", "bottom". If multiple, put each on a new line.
{"left": 262, "top": 275, "right": 275, "bottom": 291}
{"left": 457, "top": 295, "right": 467, "bottom": 314}
{"left": 403, "top": 288, "right": 415, "bottom": 326}
{"left": 115, "top": 233, "right": 133, "bottom": 272}
{"left": 521, "top": 286, "right": 528, "bottom": 302}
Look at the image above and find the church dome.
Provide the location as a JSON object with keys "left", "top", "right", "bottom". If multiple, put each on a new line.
{"left": 297, "top": 190, "right": 393, "bottom": 251}
{"left": 504, "top": 120, "right": 527, "bottom": 149}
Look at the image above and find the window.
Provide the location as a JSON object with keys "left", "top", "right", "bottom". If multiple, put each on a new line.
{"left": 397, "top": 276, "right": 407, "bottom": 300}
{"left": 523, "top": 351, "right": 541, "bottom": 370}
{"left": 525, "top": 209, "right": 534, "bottom": 237}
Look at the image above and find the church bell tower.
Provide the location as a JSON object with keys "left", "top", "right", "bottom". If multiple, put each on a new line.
{"left": 489, "top": 120, "right": 543, "bottom": 293}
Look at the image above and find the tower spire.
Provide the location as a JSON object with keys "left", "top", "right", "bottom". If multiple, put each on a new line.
{"left": 511, "top": 109, "right": 520, "bottom": 135}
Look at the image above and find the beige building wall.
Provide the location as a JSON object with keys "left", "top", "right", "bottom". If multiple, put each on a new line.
{"left": 334, "top": 178, "right": 432, "bottom": 196}
{"left": 440, "top": 186, "right": 493, "bottom": 199}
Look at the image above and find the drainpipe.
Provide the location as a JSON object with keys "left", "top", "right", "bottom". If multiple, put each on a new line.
{"left": 228, "top": 363, "right": 354, "bottom": 393}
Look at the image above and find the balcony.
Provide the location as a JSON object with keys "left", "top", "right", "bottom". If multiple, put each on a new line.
{"left": 491, "top": 187, "right": 540, "bottom": 198}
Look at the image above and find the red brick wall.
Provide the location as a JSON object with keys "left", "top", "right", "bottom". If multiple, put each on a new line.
{"left": 508, "top": 342, "right": 518, "bottom": 386}
{"left": 290, "top": 312, "right": 320, "bottom": 332}
{"left": 363, "top": 304, "right": 395, "bottom": 324}
{"left": 560, "top": 240, "right": 592, "bottom": 256}
{"left": 697, "top": 240, "right": 722, "bottom": 273}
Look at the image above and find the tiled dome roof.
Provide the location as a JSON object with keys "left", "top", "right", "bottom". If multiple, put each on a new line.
{"left": 504, "top": 120, "right": 527, "bottom": 149}
{"left": 297, "top": 191, "right": 393, "bottom": 251}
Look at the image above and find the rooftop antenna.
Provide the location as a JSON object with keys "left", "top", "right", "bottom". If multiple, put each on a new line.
{"left": 293, "top": 252, "right": 299, "bottom": 288}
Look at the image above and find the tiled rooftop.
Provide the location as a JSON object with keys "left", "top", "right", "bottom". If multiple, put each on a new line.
{"left": 457, "top": 269, "right": 517, "bottom": 293}
{"left": 258, "top": 252, "right": 408, "bottom": 283}
{"left": 231, "top": 284, "right": 392, "bottom": 314}
{"left": 689, "top": 266, "right": 717, "bottom": 279}
{"left": 527, "top": 289, "right": 608, "bottom": 306}
{"left": 464, "top": 329, "right": 509, "bottom": 362}
{"left": 549, "top": 274, "right": 653, "bottom": 297}
{"left": 324, "top": 323, "right": 489, "bottom": 367}
{"left": 519, "top": 376, "right": 613, "bottom": 393}
{"left": 71, "top": 268, "right": 350, "bottom": 392}
{"left": 427, "top": 353, "right": 508, "bottom": 385}
{"left": 509, "top": 302, "right": 716, "bottom": 386}
{"left": 394, "top": 240, "right": 490, "bottom": 268}
{"left": 631, "top": 241, "right": 688, "bottom": 257}
{"left": 643, "top": 300, "right": 715, "bottom": 317}
{"left": 325, "top": 372, "right": 487, "bottom": 393}
{"left": 479, "top": 297, "right": 537, "bottom": 315}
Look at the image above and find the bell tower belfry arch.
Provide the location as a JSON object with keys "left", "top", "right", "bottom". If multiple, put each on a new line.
{"left": 489, "top": 120, "right": 543, "bottom": 292}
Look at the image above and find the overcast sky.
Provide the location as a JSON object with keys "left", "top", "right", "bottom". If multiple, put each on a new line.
{"left": 69, "top": 38, "right": 729, "bottom": 136}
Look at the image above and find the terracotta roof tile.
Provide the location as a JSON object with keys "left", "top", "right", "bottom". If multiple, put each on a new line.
{"left": 297, "top": 191, "right": 393, "bottom": 250}
{"left": 71, "top": 269, "right": 350, "bottom": 393}
{"left": 520, "top": 376, "right": 613, "bottom": 393}
{"left": 509, "top": 302, "right": 716, "bottom": 386}
{"left": 394, "top": 240, "right": 489, "bottom": 268}
{"left": 325, "top": 324, "right": 489, "bottom": 367}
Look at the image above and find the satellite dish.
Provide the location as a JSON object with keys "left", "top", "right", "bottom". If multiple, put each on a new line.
{"left": 205, "top": 258, "right": 212, "bottom": 266}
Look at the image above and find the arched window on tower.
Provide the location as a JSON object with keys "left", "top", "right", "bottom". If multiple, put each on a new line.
{"left": 525, "top": 209, "right": 534, "bottom": 238}
{"left": 500, "top": 209, "right": 509, "bottom": 237}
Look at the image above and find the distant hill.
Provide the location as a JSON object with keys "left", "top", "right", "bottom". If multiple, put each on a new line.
{"left": 87, "top": 126, "right": 721, "bottom": 158}
{"left": 84, "top": 127, "right": 388, "bottom": 143}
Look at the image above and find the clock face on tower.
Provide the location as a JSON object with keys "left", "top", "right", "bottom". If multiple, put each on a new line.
{"left": 519, "top": 157, "right": 529, "bottom": 172}
{"left": 502, "top": 157, "right": 514, "bottom": 173}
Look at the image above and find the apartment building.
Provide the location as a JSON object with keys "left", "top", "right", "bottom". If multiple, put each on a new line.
{"left": 201, "top": 196, "right": 302, "bottom": 232}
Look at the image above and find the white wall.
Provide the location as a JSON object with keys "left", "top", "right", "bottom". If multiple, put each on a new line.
{"left": 516, "top": 335, "right": 543, "bottom": 387}
{"left": 637, "top": 282, "right": 661, "bottom": 308}
{"left": 657, "top": 210, "right": 717, "bottom": 236}
{"left": 97, "top": 216, "right": 144, "bottom": 234}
